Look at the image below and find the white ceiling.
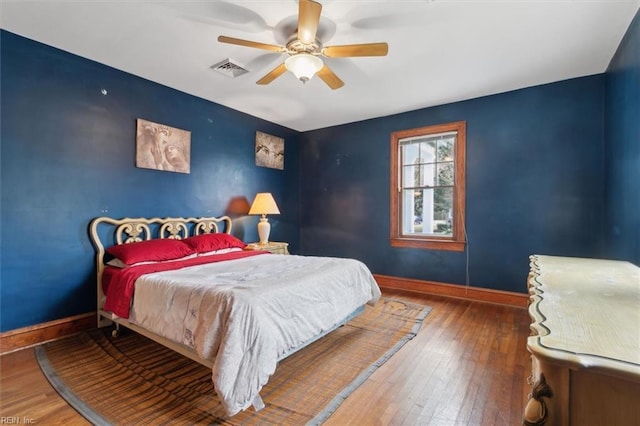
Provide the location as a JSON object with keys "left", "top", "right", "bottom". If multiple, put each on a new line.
{"left": 1, "top": 0, "right": 638, "bottom": 132}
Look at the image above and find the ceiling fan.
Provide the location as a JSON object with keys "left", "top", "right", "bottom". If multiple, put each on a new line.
{"left": 217, "top": 0, "right": 388, "bottom": 90}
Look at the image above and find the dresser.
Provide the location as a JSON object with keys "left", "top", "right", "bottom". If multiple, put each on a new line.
{"left": 524, "top": 255, "right": 640, "bottom": 425}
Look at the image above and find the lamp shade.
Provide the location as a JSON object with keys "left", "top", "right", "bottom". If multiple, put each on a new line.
{"left": 285, "top": 53, "right": 323, "bottom": 83}
{"left": 249, "top": 193, "right": 280, "bottom": 216}
{"left": 249, "top": 193, "right": 280, "bottom": 244}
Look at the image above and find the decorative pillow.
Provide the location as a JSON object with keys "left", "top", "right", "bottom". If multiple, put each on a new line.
{"left": 106, "top": 238, "right": 195, "bottom": 266}
{"left": 182, "top": 233, "right": 246, "bottom": 254}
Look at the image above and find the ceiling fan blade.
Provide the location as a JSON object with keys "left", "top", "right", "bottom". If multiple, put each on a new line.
{"left": 297, "top": 0, "right": 322, "bottom": 45}
{"left": 322, "top": 43, "right": 389, "bottom": 58}
{"left": 316, "top": 65, "right": 344, "bottom": 90}
{"left": 256, "top": 63, "right": 288, "bottom": 85}
{"left": 218, "top": 35, "right": 285, "bottom": 53}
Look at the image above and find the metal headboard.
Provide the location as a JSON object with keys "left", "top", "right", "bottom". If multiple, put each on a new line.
{"left": 89, "top": 216, "right": 233, "bottom": 326}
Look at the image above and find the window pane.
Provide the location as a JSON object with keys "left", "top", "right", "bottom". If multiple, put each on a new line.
{"left": 419, "top": 188, "right": 433, "bottom": 234}
{"left": 437, "top": 138, "right": 455, "bottom": 161}
{"left": 401, "top": 139, "right": 439, "bottom": 166}
{"left": 403, "top": 188, "right": 451, "bottom": 236}
{"left": 406, "top": 188, "right": 454, "bottom": 236}
{"left": 436, "top": 162, "right": 454, "bottom": 186}
{"left": 401, "top": 189, "right": 423, "bottom": 234}
{"left": 404, "top": 163, "right": 442, "bottom": 188}
{"left": 401, "top": 143, "right": 419, "bottom": 166}
{"left": 433, "top": 187, "right": 453, "bottom": 236}
{"left": 402, "top": 167, "right": 453, "bottom": 236}
{"left": 407, "top": 188, "right": 436, "bottom": 236}
{"left": 403, "top": 164, "right": 419, "bottom": 188}
{"left": 421, "top": 163, "right": 435, "bottom": 187}
{"left": 422, "top": 141, "right": 436, "bottom": 164}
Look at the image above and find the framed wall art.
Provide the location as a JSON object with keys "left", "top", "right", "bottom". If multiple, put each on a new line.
{"left": 255, "top": 131, "right": 284, "bottom": 170}
{"left": 136, "top": 118, "right": 191, "bottom": 174}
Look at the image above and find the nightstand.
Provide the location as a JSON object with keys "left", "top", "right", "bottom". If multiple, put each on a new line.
{"left": 245, "top": 241, "right": 289, "bottom": 255}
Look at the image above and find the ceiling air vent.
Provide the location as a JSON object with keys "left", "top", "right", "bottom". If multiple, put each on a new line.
{"left": 211, "top": 58, "right": 249, "bottom": 78}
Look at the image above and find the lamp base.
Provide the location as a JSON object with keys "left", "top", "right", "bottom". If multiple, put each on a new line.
{"left": 257, "top": 216, "right": 271, "bottom": 244}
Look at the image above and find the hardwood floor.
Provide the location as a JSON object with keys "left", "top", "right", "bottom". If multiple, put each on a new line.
{"left": 0, "top": 290, "right": 531, "bottom": 425}
{"left": 0, "top": 344, "right": 91, "bottom": 425}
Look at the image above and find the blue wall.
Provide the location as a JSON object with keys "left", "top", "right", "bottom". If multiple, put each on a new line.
{"left": 300, "top": 76, "right": 606, "bottom": 293}
{"left": 1, "top": 31, "right": 301, "bottom": 332}
{"left": 2, "top": 12, "right": 639, "bottom": 332}
{"left": 604, "top": 10, "right": 640, "bottom": 265}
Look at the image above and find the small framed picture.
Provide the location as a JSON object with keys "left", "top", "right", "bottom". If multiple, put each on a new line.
{"left": 136, "top": 118, "right": 191, "bottom": 174}
{"left": 255, "top": 131, "right": 284, "bottom": 170}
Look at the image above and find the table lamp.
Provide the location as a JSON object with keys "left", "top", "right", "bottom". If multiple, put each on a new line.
{"left": 248, "top": 193, "right": 280, "bottom": 244}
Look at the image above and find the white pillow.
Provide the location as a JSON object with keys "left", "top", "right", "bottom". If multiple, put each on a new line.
{"left": 106, "top": 253, "right": 198, "bottom": 268}
{"left": 197, "top": 247, "right": 243, "bottom": 257}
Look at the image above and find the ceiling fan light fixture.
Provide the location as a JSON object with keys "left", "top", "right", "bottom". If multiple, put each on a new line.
{"left": 217, "top": 0, "right": 387, "bottom": 89}
{"left": 285, "top": 53, "right": 323, "bottom": 83}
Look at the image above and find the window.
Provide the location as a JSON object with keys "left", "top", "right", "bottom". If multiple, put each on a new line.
{"left": 390, "top": 121, "right": 466, "bottom": 251}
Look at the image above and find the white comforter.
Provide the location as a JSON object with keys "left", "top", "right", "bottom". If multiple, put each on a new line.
{"left": 129, "top": 253, "right": 381, "bottom": 416}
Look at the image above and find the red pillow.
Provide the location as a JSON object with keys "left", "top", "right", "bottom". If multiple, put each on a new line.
{"left": 106, "top": 238, "right": 195, "bottom": 266}
{"left": 182, "top": 233, "right": 246, "bottom": 254}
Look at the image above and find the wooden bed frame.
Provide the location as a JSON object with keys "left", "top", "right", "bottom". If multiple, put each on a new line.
{"left": 89, "top": 216, "right": 235, "bottom": 369}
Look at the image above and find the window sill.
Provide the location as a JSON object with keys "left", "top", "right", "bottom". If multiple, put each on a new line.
{"left": 390, "top": 238, "right": 466, "bottom": 252}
